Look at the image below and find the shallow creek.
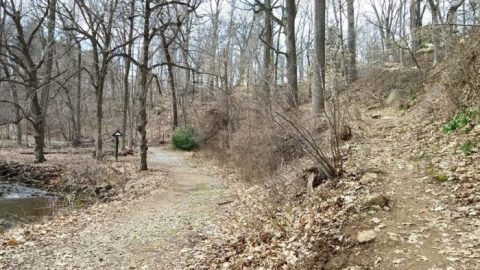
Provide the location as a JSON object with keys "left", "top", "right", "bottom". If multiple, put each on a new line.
{"left": 0, "top": 183, "right": 59, "bottom": 221}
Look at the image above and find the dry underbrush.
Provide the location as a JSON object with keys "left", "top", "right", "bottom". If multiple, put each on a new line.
{"left": 188, "top": 91, "right": 354, "bottom": 268}
{"left": 186, "top": 178, "right": 357, "bottom": 269}
{"left": 195, "top": 101, "right": 305, "bottom": 180}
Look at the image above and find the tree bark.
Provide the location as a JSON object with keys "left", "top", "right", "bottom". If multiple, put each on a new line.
{"left": 10, "top": 87, "right": 22, "bottom": 145}
{"left": 312, "top": 0, "right": 326, "bottom": 113}
{"left": 410, "top": 0, "right": 422, "bottom": 53}
{"left": 163, "top": 40, "right": 178, "bottom": 129}
{"left": 75, "top": 43, "right": 82, "bottom": 144}
{"left": 262, "top": 0, "right": 273, "bottom": 105}
{"left": 346, "top": 0, "right": 357, "bottom": 84}
{"left": 427, "top": 0, "right": 440, "bottom": 66}
{"left": 137, "top": 0, "right": 151, "bottom": 171}
{"left": 285, "top": 0, "right": 299, "bottom": 107}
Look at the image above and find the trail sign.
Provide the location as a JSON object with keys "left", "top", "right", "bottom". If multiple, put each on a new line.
{"left": 112, "top": 129, "right": 123, "bottom": 161}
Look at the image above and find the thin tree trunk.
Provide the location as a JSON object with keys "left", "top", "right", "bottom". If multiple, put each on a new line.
{"left": 162, "top": 34, "right": 178, "bottom": 129}
{"left": 40, "top": 0, "right": 57, "bottom": 139}
{"left": 75, "top": 43, "right": 82, "bottom": 144}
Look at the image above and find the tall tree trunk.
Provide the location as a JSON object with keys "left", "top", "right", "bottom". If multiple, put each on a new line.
{"left": 285, "top": 0, "right": 299, "bottom": 107}
{"left": 30, "top": 75, "right": 46, "bottom": 162}
{"left": 262, "top": 0, "right": 273, "bottom": 105}
{"left": 313, "top": 0, "right": 326, "bottom": 113}
{"left": 410, "top": 0, "right": 422, "bottom": 53}
{"left": 207, "top": 0, "right": 220, "bottom": 94}
{"left": 122, "top": 0, "right": 136, "bottom": 151}
{"left": 428, "top": 0, "right": 440, "bottom": 66}
{"left": 95, "top": 83, "right": 104, "bottom": 160}
{"left": 75, "top": 43, "right": 82, "bottom": 144}
{"left": 40, "top": 0, "right": 57, "bottom": 134}
{"left": 163, "top": 43, "right": 178, "bottom": 129}
{"left": 346, "top": 0, "right": 356, "bottom": 84}
{"left": 137, "top": 0, "right": 151, "bottom": 171}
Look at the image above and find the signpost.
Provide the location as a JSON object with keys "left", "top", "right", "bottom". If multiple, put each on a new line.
{"left": 112, "top": 129, "right": 122, "bottom": 161}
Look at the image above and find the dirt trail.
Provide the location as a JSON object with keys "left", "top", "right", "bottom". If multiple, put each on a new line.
{"left": 345, "top": 107, "right": 480, "bottom": 269}
{"left": 2, "top": 148, "right": 228, "bottom": 270}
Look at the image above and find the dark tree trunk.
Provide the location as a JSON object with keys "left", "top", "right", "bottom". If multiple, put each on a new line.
{"left": 346, "top": 0, "right": 356, "bottom": 84}
{"left": 162, "top": 34, "right": 178, "bottom": 129}
{"left": 75, "top": 43, "right": 82, "bottom": 144}
{"left": 262, "top": 0, "right": 273, "bottom": 105}
{"left": 285, "top": 0, "right": 299, "bottom": 107}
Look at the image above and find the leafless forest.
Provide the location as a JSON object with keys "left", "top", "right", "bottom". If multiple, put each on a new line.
{"left": 1, "top": 0, "right": 480, "bottom": 269}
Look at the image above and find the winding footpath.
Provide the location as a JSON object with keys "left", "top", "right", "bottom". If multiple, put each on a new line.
{"left": 344, "top": 107, "right": 480, "bottom": 269}
{"left": 2, "top": 148, "right": 228, "bottom": 269}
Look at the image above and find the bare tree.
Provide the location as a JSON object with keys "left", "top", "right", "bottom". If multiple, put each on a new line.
{"left": 0, "top": 0, "right": 58, "bottom": 162}
{"left": 122, "top": 0, "right": 135, "bottom": 150}
{"left": 61, "top": 0, "right": 122, "bottom": 160}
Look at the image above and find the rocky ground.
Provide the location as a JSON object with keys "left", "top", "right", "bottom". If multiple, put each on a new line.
{"left": 332, "top": 106, "right": 480, "bottom": 269}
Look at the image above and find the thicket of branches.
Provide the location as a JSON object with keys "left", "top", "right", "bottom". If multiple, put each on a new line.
{"left": 0, "top": 0, "right": 476, "bottom": 174}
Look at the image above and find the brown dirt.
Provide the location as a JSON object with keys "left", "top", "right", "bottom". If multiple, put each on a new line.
{"left": 0, "top": 147, "right": 229, "bottom": 269}
{"left": 335, "top": 106, "right": 480, "bottom": 269}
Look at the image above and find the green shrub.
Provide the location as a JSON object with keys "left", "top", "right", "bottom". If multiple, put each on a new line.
{"left": 461, "top": 139, "right": 479, "bottom": 156}
{"left": 171, "top": 127, "right": 199, "bottom": 150}
{"left": 442, "top": 107, "right": 479, "bottom": 133}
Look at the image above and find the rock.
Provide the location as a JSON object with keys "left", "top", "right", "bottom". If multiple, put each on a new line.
{"left": 371, "top": 217, "right": 382, "bottom": 224}
{"left": 362, "top": 194, "right": 390, "bottom": 209}
{"left": 357, "top": 230, "right": 377, "bottom": 243}
{"left": 392, "top": 258, "right": 404, "bottom": 265}
{"left": 360, "top": 172, "right": 379, "bottom": 185}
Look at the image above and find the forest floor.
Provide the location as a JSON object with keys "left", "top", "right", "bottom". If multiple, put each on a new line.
{"left": 335, "top": 105, "right": 480, "bottom": 269}
{"left": 1, "top": 95, "right": 480, "bottom": 269}
{"left": 0, "top": 148, "right": 229, "bottom": 269}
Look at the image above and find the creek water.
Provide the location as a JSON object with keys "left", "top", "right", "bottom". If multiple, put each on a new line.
{"left": 0, "top": 183, "right": 59, "bottom": 221}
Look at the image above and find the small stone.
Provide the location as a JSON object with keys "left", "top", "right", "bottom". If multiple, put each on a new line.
{"left": 357, "top": 230, "right": 377, "bottom": 243}
{"left": 362, "top": 194, "right": 390, "bottom": 209}
{"left": 371, "top": 217, "right": 382, "bottom": 224}
{"left": 360, "top": 173, "right": 379, "bottom": 185}
{"left": 392, "top": 258, "right": 404, "bottom": 265}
